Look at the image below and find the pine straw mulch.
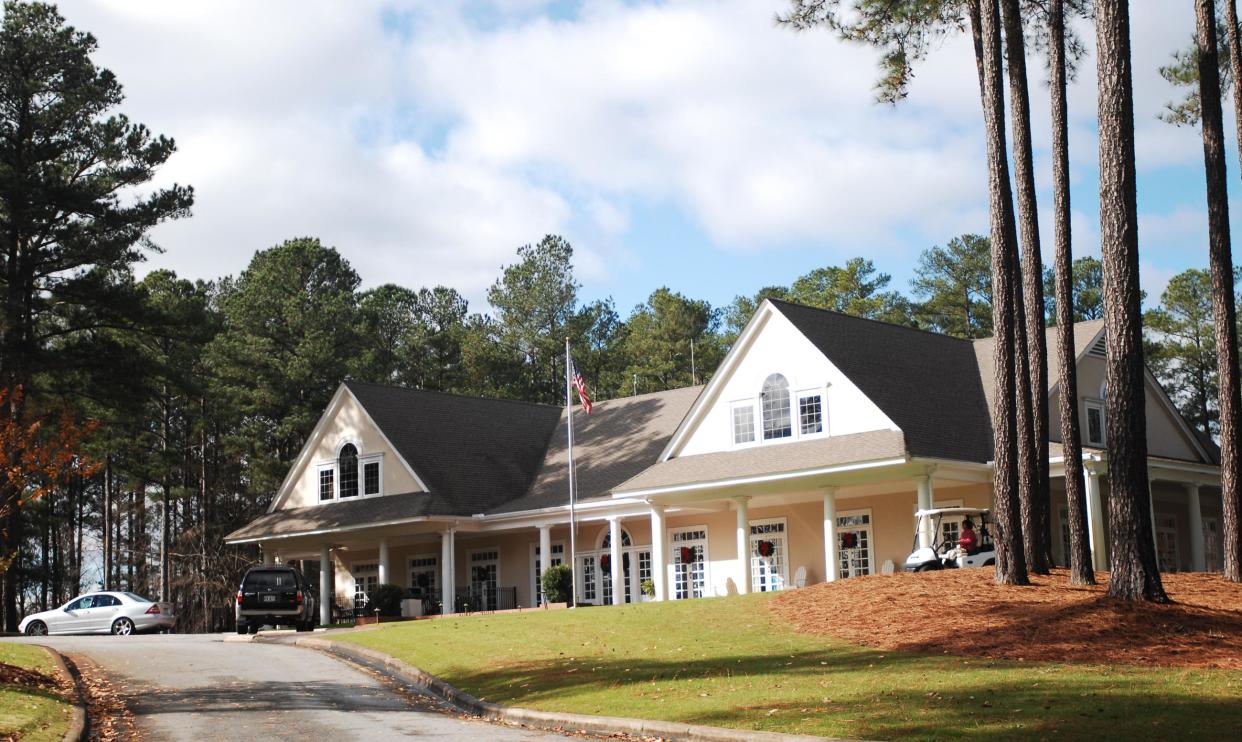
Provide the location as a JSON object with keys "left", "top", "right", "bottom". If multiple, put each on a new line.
{"left": 771, "top": 568, "right": 1242, "bottom": 670}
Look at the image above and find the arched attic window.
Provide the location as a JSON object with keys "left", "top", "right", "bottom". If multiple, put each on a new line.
{"left": 761, "top": 373, "right": 792, "bottom": 440}
{"left": 339, "top": 443, "right": 359, "bottom": 498}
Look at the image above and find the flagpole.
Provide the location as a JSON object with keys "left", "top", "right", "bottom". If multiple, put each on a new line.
{"left": 565, "top": 337, "right": 579, "bottom": 608}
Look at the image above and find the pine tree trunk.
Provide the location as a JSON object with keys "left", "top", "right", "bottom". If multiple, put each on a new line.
{"left": 1097, "top": 0, "right": 1167, "bottom": 602}
{"left": 974, "top": 0, "right": 1029, "bottom": 585}
{"left": 161, "top": 392, "right": 171, "bottom": 602}
{"left": 1049, "top": 0, "right": 1095, "bottom": 586}
{"left": 1001, "top": 0, "right": 1053, "bottom": 574}
{"left": 103, "top": 455, "right": 112, "bottom": 591}
{"left": 1199, "top": 0, "right": 1242, "bottom": 582}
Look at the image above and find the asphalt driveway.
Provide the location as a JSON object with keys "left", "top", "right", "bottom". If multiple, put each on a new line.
{"left": 2, "top": 632, "right": 571, "bottom": 741}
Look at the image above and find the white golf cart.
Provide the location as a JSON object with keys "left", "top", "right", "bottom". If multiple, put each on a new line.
{"left": 903, "top": 507, "right": 996, "bottom": 572}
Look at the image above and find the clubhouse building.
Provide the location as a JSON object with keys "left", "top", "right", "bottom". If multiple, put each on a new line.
{"left": 224, "top": 300, "right": 1225, "bottom": 624}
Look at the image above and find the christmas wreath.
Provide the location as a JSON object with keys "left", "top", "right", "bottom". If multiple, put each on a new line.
{"left": 416, "top": 572, "right": 430, "bottom": 589}
{"left": 473, "top": 566, "right": 490, "bottom": 582}
{"left": 840, "top": 531, "right": 858, "bottom": 550}
{"left": 679, "top": 545, "right": 696, "bottom": 564}
{"left": 600, "top": 554, "right": 611, "bottom": 573}
{"left": 756, "top": 539, "right": 775, "bottom": 558}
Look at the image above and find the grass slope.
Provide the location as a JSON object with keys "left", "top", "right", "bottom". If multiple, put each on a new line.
{"left": 337, "top": 593, "right": 1242, "bottom": 741}
{"left": 0, "top": 643, "right": 73, "bottom": 742}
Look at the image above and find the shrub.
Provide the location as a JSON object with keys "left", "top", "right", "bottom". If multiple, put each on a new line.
{"left": 640, "top": 578, "right": 655, "bottom": 598}
{"left": 368, "top": 583, "right": 406, "bottom": 617}
{"left": 541, "top": 563, "right": 573, "bottom": 604}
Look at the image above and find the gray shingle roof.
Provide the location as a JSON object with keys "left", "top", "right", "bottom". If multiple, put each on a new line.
{"left": 770, "top": 300, "right": 995, "bottom": 463}
{"left": 489, "top": 386, "right": 702, "bottom": 514}
{"left": 613, "top": 429, "right": 907, "bottom": 494}
{"left": 225, "top": 492, "right": 439, "bottom": 542}
{"left": 343, "top": 380, "right": 563, "bottom": 515}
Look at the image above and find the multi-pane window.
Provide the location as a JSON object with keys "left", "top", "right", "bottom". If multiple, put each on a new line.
{"left": 750, "top": 520, "right": 787, "bottom": 592}
{"left": 761, "top": 374, "right": 792, "bottom": 440}
{"left": 363, "top": 461, "right": 380, "bottom": 495}
{"left": 671, "top": 528, "right": 708, "bottom": 599}
{"left": 798, "top": 393, "right": 823, "bottom": 435}
{"left": 318, "top": 467, "right": 334, "bottom": 501}
{"left": 409, "top": 556, "right": 437, "bottom": 598}
{"left": 836, "top": 512, "right": 872, "bottom": 579}
{"left": 1155, "top": 517, "right": 1179, "bottom": 573}
{"left": 732, "top": 404, "right": 755, "bottom": 444}
{"left": 352, "top": 563, "right": 378, "bottom": 611}
{"left": 1085, "top": 400, "right": 1105, "bottom": 446}
{"left": 338, "top": 444, "right": 359, "bottom": 498}
{"left": 581, "top": 556, "right": 597, "bottom": 602}
{"left": 470, "top": 550, "right": 499, "bottom": 610}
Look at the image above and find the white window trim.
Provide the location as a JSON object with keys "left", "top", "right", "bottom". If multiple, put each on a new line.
{"left": 748, "top": 516, "right": 790, "bottom": 591}
{"left": 313, "top": 448, "right": 385, "bottom": 505}
{"left": 730, "top": 382, "right": 830, "bottom": 449}
{"left": 1084, "top": 398, "right": 1106, "bottom": 446}
{"left": 316, "top": 462, "right": 336, "bottom": 502}
{"left": 530, "top": 540, "right": 566, "bottom": 604}
{"left": 467, "top": 547, "right": 502, "bottom": 589}
{"left": 667, "top": 524, "right": 710, "bottom": 599}
{"left": 729, "top": 399, "right": 759, "bottom": 448}
{"left": 835, "top": 507, "right": 877, "bottom": 577}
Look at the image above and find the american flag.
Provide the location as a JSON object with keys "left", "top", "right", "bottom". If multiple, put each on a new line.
{"left": 570, "top": 357, "right": 593, "bottom": 414}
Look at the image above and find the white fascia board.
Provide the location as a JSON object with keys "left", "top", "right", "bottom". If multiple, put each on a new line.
{"left": 658, "top": 302, "right": 776, "bottom": 462}
{"left": 612, "top": 456, "right": 910, "bottom": 500}
{"left": 471, "top": 497, "right": 653, "bottom": 529}
{"left": 267, "top": 384, "right": 350, "bottom": 513}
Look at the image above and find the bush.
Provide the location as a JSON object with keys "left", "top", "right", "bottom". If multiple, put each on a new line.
{"left": 640, "top": 578, "right": 655, "bottom": 598}
{"left": 368, "top": 583, "right": 406, "bottom": 617}
{"left": 541, "top": 563, "right": 573, "bottom": 604}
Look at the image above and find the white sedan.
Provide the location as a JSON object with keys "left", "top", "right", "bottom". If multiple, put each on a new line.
{"left": 19, "top": 591, "right": 176, "bottom": 636}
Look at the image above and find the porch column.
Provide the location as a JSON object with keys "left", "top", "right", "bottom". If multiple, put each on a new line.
{"left": 608, "top": 516, "right": 624, "bottom": 606}
{"left": 650, "top": 505, "right": 667, "bottom": 601}
{"left": 1186, "top": 483, "right": 1206, "bottom": 572}
{"left": 915, "top": 473, "right": 934, "bottom": 549}
{"left": 441, "top": 529, "right": 456, "bottom": 615}
{"left": 734, "top": 496, "right": 751, "bottom": 595}
{"left": 378, "top": 538, "right": 390, "bottom": 586}
{"left": 319, "top": 544, "right": 332, "bottom": 626}
{"left": 1147, "top": 473, "right": 1160, "bottom": 551}
{"left": 538, "top": 524, "right": 553, "bottom": 603}
{"left": 823, "top": 487, "right": 838, "bottom": 583}
{"left": 1084, "top": 464, "right": 1107, "bottom": 572}
{"left": 263, "top": 545, "right": 277, "bottom": 566}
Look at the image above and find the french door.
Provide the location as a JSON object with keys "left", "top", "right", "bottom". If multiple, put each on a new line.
{"left": 352, "top": 562, "right": 378, "bottom": 611}
{"left": 469, "top": 550, "right": 499, "bottom": 610}
{"left": 836, "top": 512, "right": 873, "bottom": 579}
{"left": 670, "top": 527, "right": 708, "bottom": 599}
{"left": 577, "top": 548, "right": 650, "bottom": 604}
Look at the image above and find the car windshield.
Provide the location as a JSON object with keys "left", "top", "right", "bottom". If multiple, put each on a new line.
{"left": 244, "top": 570, "right": 297, "bottom": 589}
{"left": 123, "top": 592, "right": 152, "bottom": 603}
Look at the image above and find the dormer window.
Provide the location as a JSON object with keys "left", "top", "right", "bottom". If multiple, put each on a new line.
{"left": 761, "top": 374, "right": 792, "bottom": 440}
{"left": 317, "top": 442, "right": 383, "bottom": 503}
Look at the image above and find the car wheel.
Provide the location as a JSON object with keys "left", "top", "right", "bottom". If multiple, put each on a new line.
{"left": 235, "top": 622, "right": 247, "bottom": 635}
{"left": 247, "top": 622, "right": 259, "bottom": 635}
{"left": 25, "top": 620, "right": 47, "bottom": 636}
{"left": 111, "top": 617, "right": 135, "bottom": 636}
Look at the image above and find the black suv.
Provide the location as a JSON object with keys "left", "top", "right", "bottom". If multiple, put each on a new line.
{"left": 234, "top": 566, "right": 317, "bottom": 634}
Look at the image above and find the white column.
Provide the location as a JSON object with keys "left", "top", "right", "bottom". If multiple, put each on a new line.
{"left": 319, "top": 544, "right": 332, "bottom": 626}
{"left": 1187, "top": 483, "right": 1206, "bottom": 572}
{"left": 538, "top": 524, "right": 552, "bottom": 604}
{"left": 650, "top": 505, "right": 667, "bottom": 601}
{"left": 378, "top": 538, "right": 390, "bottom": 586}
{"left": 734, "top": 496, "right": 751, "bottom": 595}
{"left": 441, "top": 529, "right": 455, "bottom": 615}
{"left": 608, "top": 516, "right": 624, "bottom": 606}
{"left": 1147, "top": 474, "right": 1160, "bottom": 551}
{"left": 1084, "top": 465, "right": 1107, "bottom": 572}
{"left": 916, "top": 474, "right": 934, "bottom": 549}
{"left": 823, "top": 487, "right": 838, "bottom": 583}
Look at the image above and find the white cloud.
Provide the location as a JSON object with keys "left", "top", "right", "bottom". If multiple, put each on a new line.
{"left": 51, "top": 0, "right": 1209, "bottom": 307}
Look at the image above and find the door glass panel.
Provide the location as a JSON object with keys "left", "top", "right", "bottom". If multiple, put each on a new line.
{"left": 671, "top": 529, "right": 707, "bottom": 599}
{"left": 750, "top": 521, "right": 787, "bottom": 592}
{"left": 836, "top": 513, "right": 872, "bottom": 579}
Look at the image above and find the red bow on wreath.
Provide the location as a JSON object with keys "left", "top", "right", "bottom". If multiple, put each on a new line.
{"left": 840, "top": 531, "right": 858, "bottom": 550}
{"left": 756, "top": 540, "right": 775, "bottom": 558}
{"left": 600, "top": 554, "right": 611, "bottom": 573}
{"left": 679, "top": 546, "right": 696, "bottom": 564}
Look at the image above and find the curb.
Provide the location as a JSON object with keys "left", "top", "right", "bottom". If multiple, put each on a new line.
{"left": 294, "top": 637, "right": 853, "bottom": 742}
{"left": 40, "top": 645, "right": 88, "bottom": 742}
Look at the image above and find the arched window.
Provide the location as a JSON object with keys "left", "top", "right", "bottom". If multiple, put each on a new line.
{"left": 761, "top": 374, "right": 792, "bottom": 440}
{"left": 599, "top": 526, "right": 632, "bottom": 550}
{"left": 338, "top": 443, "right": 359, "bottom": 498}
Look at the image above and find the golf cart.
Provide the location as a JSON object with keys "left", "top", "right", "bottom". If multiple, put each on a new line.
{"left": 903, "top": 507, "right": 996, "bottom": 572}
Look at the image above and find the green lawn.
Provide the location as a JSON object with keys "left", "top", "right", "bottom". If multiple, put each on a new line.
{"left": 0, "top": 643, "right": 74, "bottom": 742}
{"left": 336, "top": 593, "right": 1242, "bottom": 741}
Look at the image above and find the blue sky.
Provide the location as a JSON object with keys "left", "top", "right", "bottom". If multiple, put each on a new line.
{"left": 58, "top": 1, "right": 1217, "bottom": 317}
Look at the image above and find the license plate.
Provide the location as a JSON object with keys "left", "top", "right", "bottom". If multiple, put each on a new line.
{"left": 262, "top": 594, "right": 277, "bottom": 603}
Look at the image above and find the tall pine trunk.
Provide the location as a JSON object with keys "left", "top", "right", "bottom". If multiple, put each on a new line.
{"left": 1049, "top": 0, "right": 1095, "bottom": 586}
{"left": 1200, "top": 0, "right": 1242, "bottom": 583}
{"left": 103, "top": 454, "right": 113, "bottom": 590}
{"left": 1097, "top": 0, "right": 1167, "bottom": 602}
{"left": 1001, "top": 0, "right": 1053, "bottom": 574}
{"left": 974, "top": 0, "right": 1029, "bottom": 585}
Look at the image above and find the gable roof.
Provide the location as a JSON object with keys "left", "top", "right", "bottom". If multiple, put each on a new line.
{"left": 490, "top": 386, "right": 703, "bottom": 514}
{"left": 343, "top": 380, "right": 563, "bottom": 515}
{"left": 769, "top": 300, "right": 995, "bottom": 463}
{"left": 972, "top": 319, "right": 1106, "bottom": 415}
